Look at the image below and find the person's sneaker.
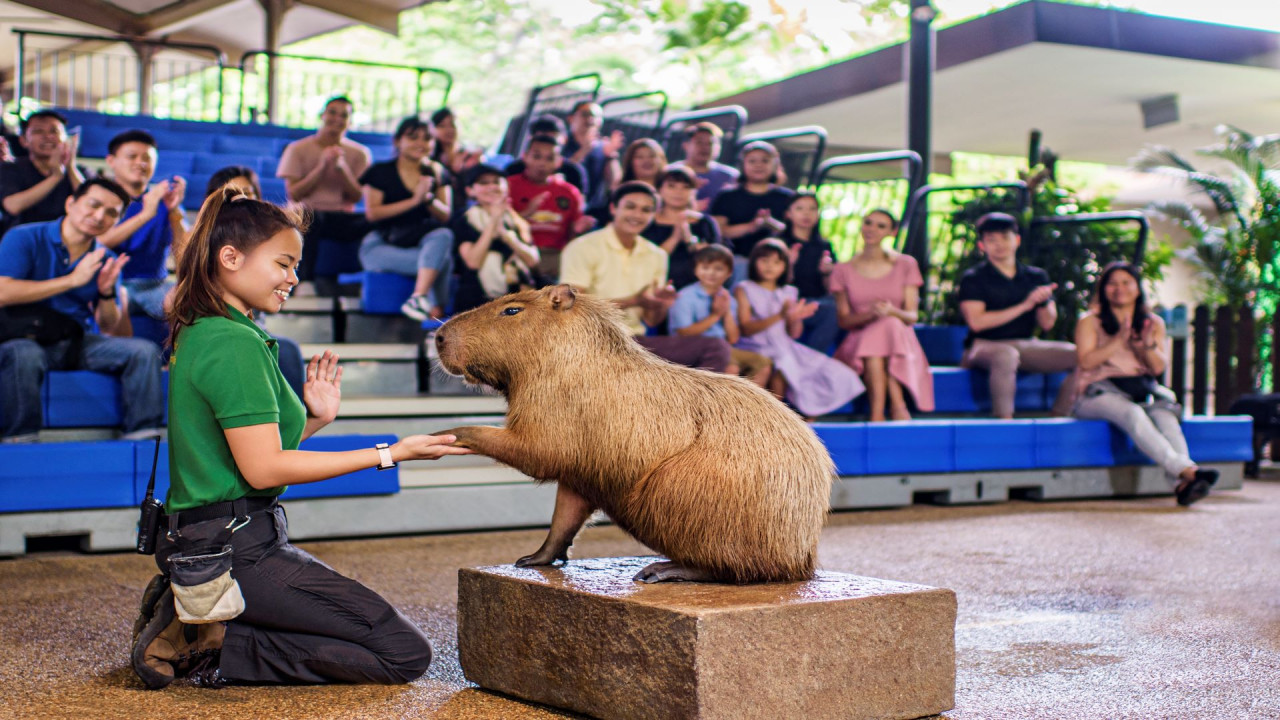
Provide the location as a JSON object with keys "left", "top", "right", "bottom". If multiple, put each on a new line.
{"left": 131, "top": 574, "right": 171, "bottom": 647}
{"left": 400, "top": 294, "right": 433, "bottom": 321}
{"left": 1176, "top": 469, "right": 1218, "bottom": 507}
{"left": 187, "top": 649, "right": 229, "bottom": 689}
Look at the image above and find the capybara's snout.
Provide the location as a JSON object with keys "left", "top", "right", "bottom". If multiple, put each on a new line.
{"left": 434, "top": 321, "right": 463, "bottom": 375}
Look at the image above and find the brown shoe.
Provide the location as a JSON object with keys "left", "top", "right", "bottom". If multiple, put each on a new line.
{"left": 130, "top": 574, "right": 170, "bottom": 647}
{"left": 131, "top": 591, "right": 226, "bottom": 689}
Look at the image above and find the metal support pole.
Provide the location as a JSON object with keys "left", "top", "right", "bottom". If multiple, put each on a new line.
{"left": 260, "top": 0, "right": 292, "bottom": 125}
{"left": 130, "top": 42, "right": 156, "bottom": 116}
{"left": 905, "top": 0, "right": 937, "bottom": 284}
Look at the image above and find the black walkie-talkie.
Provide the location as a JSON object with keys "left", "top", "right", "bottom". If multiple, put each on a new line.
{"left": 136, "top": 436, "right": 164, "bottom": 555}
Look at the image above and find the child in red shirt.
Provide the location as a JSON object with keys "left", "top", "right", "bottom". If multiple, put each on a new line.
{"left": 506, "top": 135, "right": 594, "bottom": 279}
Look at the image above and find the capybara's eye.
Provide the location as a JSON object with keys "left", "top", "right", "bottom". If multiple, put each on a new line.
{"left": 502, "top": 307, "right": 523, "bottom": 316}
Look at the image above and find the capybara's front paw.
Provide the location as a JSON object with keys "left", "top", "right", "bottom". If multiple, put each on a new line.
{"left": 439, "top": 426, "right": 478, "bottom": 449}
{"left": 633, "top": 560, "right": 718, "bottom": 583}
{"left": 514, "top": 547, "right": 569, "bottom": 568}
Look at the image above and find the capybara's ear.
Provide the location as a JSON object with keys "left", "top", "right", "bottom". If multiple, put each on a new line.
{"left": 549, "top": 284, "right": 577, "bottom": 311}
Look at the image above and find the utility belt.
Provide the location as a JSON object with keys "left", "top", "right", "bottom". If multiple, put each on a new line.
{"left": 166, "top": 495, "right": 279, "bottom": 530}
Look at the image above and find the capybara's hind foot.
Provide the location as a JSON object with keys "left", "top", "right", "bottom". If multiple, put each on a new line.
{"left": 515, "top": 547, "right": 569, "bottom": 568}
{"left": 633, "top": 560, "right": 718, "bottom": 583}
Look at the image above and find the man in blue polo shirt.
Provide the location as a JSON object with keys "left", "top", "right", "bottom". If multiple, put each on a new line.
{"left": 0, "top": 177, "right": 164, "bottom": 442}
{"left": 97, "top": 129, "right": 187, "bottom": 321}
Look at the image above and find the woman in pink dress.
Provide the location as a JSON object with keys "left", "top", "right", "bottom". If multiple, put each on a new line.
{"left": 831, "top": 209, "right": 934, "bottom": 421}
{"left": 735, "top": 240, "right": 865, "bottom": 418}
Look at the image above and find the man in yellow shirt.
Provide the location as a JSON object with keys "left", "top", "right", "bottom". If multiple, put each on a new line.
{"left": 560, "top": 181, "right": 730, "bottom": 371}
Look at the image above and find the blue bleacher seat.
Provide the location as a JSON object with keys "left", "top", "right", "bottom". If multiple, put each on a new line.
{"left": 132, "top": 435, "right": 399, "bottom": 505}
{"left": 151, "top": 129, "right": 215, "bottom": 153}
{"left": 183, "top": 174, "right": 213, "bottom": 210}
{"left": 1033, "top": 418, "right": 1115, "bottom": 468}
{"left": 57, "top": 109, "right": 108, "bottom": 131}
{"left": 194, "top": 152, "right": 263, "bottom": 174}
{"left": 931, "top": 367, "right": 980, "bottom": 413}
{"left": 1044, "top": 371, "right": 1070, "bottom": 409}
{"left": 214, "top": 134, "right": 280, "bottom": 156}
{"left": 154, "top": 150, "right": 196, "bottom": 176}
{"left": 259, "top": 177, "right": 288, "bottom": 204}
{"left": 954, "top": 419, "right": 1036, "bottom": 471}
{"left": 812, "top": 423, "right": 867, "bottom": 476}
{"left": 258, "top": 157, "right": 278, "bottom": 177}
{"left": 865, "top": 420, "right": 955, "bottom": 474}
{"left": 44, "top": 371, "right": 121, "bottom": 427}
{"left": 1182, "top": 416, "right": 1253, "bottom": 462}
{"left": 78, "top": 125, "right": 117, "bottom": 158}
{"left": 104, "top": 114, "right": 168, "bottom": 132}
{"left": 1, "top": 441, "right": 136, "bottom": 512}
{"left": 339, "top": 271, "right": 416, "bottom": 314}
{"left": 230, "top": 123, "right": 310, "bottom": 140}
{"left": 968, "top": 371, "right": 1049, "bottom": 414}
{"left": 915, "top": 325, "right": 967, "bottom": 366}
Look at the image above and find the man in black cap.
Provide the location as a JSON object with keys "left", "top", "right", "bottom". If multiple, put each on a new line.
{"left": 955, "top": 212, "right": 1077, "bottom": 418}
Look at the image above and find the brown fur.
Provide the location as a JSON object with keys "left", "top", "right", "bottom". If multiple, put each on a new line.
{"left": 436, "top": 285, "right": 835, "bottom": 583}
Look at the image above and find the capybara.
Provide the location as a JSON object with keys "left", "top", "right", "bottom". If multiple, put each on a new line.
{"left": 435, "top": 284, "right": 835, "bottom": 583}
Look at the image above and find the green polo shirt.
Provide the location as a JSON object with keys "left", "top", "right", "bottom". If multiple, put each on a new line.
{"left": 165, "top": 305, "right": 305, "bottom": 511}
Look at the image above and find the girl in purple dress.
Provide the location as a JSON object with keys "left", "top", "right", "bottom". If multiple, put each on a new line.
{"left": 734, "top": 240, "right": 864, "bottom": 417}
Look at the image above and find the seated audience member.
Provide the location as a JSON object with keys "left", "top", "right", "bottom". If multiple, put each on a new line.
{"left": 711, "top": 141, "right": 794, "bottom": 260}
{"left": 1072, "top": 262, "right": 1217, "bottom": 506}
{"left": 779, "top": 191, "right": 838, "bottom": 352}
{"left": 276, "top": 96, "right": 372, "bottom": 291}
{"left": 97, "top": 130, "right": 187, "bottom": 321}
{"left": 452, "top": 164, "right": 540, "bottom": 314}
{"left": 560, "top": 181, "right": 730, "bottom": 373}
{"left": 202, "top": 168, "right": 306, "bottom": 399}
{"left": 564, "top": 101, "right": 624, "bottom": 210}
{"left": 504, "top": 115, "right": 588, "bottom": 198}
{"left": 641, "top": 165, "right": 724, "bottom": 290}
{"left": 0, "top": 101, "right": 23, "bottom": 160}
{"left": 831, "top": 209, "right": 934, "bottom": 421}
{"left": 670, "top": 244, "right": 771, "bottom": 387}
{"left": 957, "top": 212, "right": 1077, "bottom": 418}
{"left": 735, "top": 240, "right": 863, "bottom": 417}
{"left": 205, "top": 165, "right": 261, "bottom": 201}
{"left": 617, "top": 138, "right": 667, "bottom": 189}
{"left": 429, "top": 107, "right": 483, "bottom": 176}
{"left": 1, "top": 110, "right": 87, "bottom": 235}
{"left": 507, "top": 134, "right": 593, "bottom": 279}
{"left": 357, "top": 116, "right": 455, "bottom": 321}
{"left": 674, "top": 122, "right": 739, "bottom": 211}
{"left": 0, "top": 178, "right": 163, "bottom": 442}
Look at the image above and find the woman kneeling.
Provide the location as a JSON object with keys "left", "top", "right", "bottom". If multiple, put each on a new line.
{"left": 1072, "top": 262, "right": 1216, "bottom": 506}
{"left": 131, "top": 187, "right": 470, "bottom": 690}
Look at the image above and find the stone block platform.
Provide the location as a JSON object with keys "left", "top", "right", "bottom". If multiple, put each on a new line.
{"left": 457, "top": 556, "right": 957, "bottom": 720}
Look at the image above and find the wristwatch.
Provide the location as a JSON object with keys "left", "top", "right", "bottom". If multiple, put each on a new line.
{"left": 375, "top": 442, "right": 396, "bottom": 471}
{"left": 98, "top": 289, "right": 117, "bottom": 300}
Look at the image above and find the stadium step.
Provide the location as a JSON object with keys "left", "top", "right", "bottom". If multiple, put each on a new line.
{"left": 300, "top": 342, "right": 419, "bottom": 396}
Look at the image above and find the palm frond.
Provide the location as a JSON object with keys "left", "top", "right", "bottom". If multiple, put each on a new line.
{"left": 1146, "top": 200, "right": 1210, "bottom": 235}
{"left": 1130, "top": 146, "right": 1197, "bottom": 174}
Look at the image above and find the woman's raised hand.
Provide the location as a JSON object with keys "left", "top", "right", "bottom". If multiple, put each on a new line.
{"left": 392, "top": 434, "right": 474, "bottom": 461}
{"left": 303, "top": 351, "right": 343, "bottom": 424}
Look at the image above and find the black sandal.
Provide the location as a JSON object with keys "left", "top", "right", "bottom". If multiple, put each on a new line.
{"left": 1176, "top": 469, "right": 1217, "bottom": 507}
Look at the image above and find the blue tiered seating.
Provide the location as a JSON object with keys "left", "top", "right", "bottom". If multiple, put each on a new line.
{"left": 0, "top": 435, "right": 401, "bottom": 515}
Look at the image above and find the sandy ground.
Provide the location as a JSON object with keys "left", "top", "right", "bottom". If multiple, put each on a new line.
{"left": 2, "top": 479, "right": 1278, "bottom": 720}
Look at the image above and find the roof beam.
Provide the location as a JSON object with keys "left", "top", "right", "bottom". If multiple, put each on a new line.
{"left": 298, "top": 0, "right": 399, "bottom": 35}
{"left": 142, "top": 0, "right": 243, "bottom": 33}
{"left": 7, "top": 0, "right": 143, "bottom": 34}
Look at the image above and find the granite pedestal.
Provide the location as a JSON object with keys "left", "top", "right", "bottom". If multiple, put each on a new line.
{"left": 457, "top": 556, "right": 956, "bottom": 720}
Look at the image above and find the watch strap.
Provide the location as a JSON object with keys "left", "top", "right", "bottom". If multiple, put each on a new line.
{"left": 375, "top": 442, "right": 395, "bottom": 470}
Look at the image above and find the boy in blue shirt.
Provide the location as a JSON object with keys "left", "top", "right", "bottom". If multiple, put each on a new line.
{"left": 98, "top": 129, "right": 187, "bottom": 321}
{"left": 0, "top": 177, "right": 164, "bottom": 442}
{"left": 669, "top": 244, "right": 771, "bottom": 387}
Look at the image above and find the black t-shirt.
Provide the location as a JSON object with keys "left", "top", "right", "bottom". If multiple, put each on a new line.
{"left": 956, "top": 261, "right": 1052, "bottom": 344}
{"left": 450, "top": 210, "right": 519, "bottom": 314}
{"left": 641, "top": 214, "right": 724, "bottom": 290}
{"left": 358, "top": 160, "right": 445, "bottom": 244}
{"left": 709, "top": 185, "right": 795, "bottom": 256}
{"left": 3, "top": 131, "right": 26, "bottom": 159}
{"left": 782, "top": 231, "right": 834, "bottom": 300}
{"left": 0, "top": 158, "right": 89, "bottom": 231}
{"left": 504, "top": 158, "right": 588, "bottom": 198}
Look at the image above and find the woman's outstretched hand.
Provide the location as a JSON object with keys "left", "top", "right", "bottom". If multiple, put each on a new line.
{"left": 303, "top": 351, "right": 343, "bottom": 424}
{"left": 393, "top": 434, "right": 475, "bottom": 461}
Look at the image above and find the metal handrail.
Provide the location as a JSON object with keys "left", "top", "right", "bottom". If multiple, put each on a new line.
{"left": 901, "top": 181, "right": 1032, "bottom": 249}
{"left": 660, "top": 105, "right": 749, "bottom": 164}
{"left": 599, "top": 90, "right": 669, "bottom": 130}
{"left": 13, "top": 28, "right": 227, "bottom": 117}
{"left": 1028, "top": 211, "right": 1150, "bottom": 265}
{"left": 510, "top": 73, "right": 603, "bottom": 155}
{"left": 236, "top": 50, "right": 453, "bottom": 125}
{"left": 736, "top": 125, "right": 829, "bottom": 187}
{"left": 813, "top": 150, "right": 925, "bottom": 245}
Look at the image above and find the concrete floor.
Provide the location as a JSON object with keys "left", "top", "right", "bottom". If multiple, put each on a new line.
{"left": 2, "top": 479, "right": 1279, "bottom": 720}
